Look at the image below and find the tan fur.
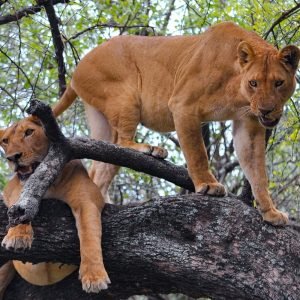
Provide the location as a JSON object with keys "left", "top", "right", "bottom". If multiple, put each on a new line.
{"left": 0, "top": 118, "right": 110, "bottom": 295}
{"left": 0, "top": 262, "right": 15, "bottom": 300}
{"left": 52, "top": 22, "right": 300, "bottom": 225}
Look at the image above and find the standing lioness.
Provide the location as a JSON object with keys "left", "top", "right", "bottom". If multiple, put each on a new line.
{"left": 53, "top": 22, "right": 299, "bottom": 226}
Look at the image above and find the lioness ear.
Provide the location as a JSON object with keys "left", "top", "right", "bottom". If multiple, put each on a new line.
{"left": 237, "top": 41, "right": 255, "bottom": 67}
{"left": 279, "top": 45, "right": 300, "bottom": 72}
{"left": 27, "top": 115, "right": 42, "bottom": 126}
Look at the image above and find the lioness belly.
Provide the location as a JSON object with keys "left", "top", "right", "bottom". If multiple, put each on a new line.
{"left": 13, "top": 261, "right": 77, "bottom": 286}
{"left": 140, "top": 100, "right": 174, "bottom": 132}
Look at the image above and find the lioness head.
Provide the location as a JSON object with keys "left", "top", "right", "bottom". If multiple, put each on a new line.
{"left": 0, "top": 117, "right": 48, "bottom": 181}
{"left": 238, "top": 41, "right": 300, "bottom": 128}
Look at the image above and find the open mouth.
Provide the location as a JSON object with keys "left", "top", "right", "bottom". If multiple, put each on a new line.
{"left": 258, "top": 116, "right": 280, "bottom": 128}
{"left": 14, "top": 162, "right": 40, "bottom": 181}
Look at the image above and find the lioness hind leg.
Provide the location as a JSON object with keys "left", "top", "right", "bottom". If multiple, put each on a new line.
{"left": 112, "top": 104, "right": 168, "bottom": 159}
{"left": 85, "top": 104, "right": 120, "bottom": 202}
{"left": 89, "top": 161, "right": 120, "bottom": 203}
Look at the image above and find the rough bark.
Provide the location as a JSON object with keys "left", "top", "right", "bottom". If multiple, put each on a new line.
{"left": 8, "top": 99, "right": 194, "bottom": 226}
{"left": 1, "top": 195, "right": 300, "bottom": 300}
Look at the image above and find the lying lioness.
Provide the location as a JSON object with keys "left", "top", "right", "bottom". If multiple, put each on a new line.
{"left": 0, "top": 117, "right": 110, "bottom": 297}
{"left": 53, "top": 22, "right": 299, "bottom": 225}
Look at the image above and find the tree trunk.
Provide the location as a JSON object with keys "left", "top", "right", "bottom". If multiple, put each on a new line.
{"left": 1, "top": 194, "right": 299, "bottom": 300}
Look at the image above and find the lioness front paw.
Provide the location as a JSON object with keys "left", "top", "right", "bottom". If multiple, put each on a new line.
{"left": 79, "top": 264, "right": 111, "bottom": 293}
{"left": 196, "top": 182, "right": 226, "bottom": 196}
{"left": 1, "top": 224, "right": 33, "bottom": 251}
{"left": 262, "top": 208, "right": 288, "bottom": 226}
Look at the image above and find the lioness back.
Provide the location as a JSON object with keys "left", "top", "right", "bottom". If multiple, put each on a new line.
{"left": 70, "top": 22, "right": 276, "bottom": 132}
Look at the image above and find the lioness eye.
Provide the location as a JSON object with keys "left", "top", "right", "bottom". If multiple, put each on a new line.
{"left": 275, "top": 80, "right": 284, "bottom": 87}
{"left": 24, "top": 129, "right": 34, "bottom": 137}
{"left": 2, "top": 138, "right": 8, "bottom": 144}
{"left": 249, "top": 80, "right": 257, "bottom": 87}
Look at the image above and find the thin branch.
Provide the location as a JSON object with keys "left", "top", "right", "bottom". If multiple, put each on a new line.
{"left": 0, "top": 0, "right": 69, "bottom": 26}
{"left": 41, "top": 0, "right": 66, "bottom": 96}
{"left": 274, "top": 174, "right": 300, "bottom": 201}
{"left": 0, "top": 48, "right": 34, "bottom": 93}
{"left": 161, "top": 0, "right": 176, "bottom": 34}
{"left": 0, "top": 0, "right": 8, "bottom": 8}
{"left": 264, "top": 3, "right": 300, "bottom": 39}
{"left": 183, "top": 0, "right": 202, "bottom": 18}
{"left": 67, "top": 23, "right": 155, "bottom": 41}
{"left": 164, "top": 133, "right": 180, "bottom": 148}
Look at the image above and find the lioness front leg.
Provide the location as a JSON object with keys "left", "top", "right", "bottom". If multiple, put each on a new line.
{"left": 1, "top": 192, "right": 33, "bottom": 251}
{"left": 68, "top": 185, "right": 110, "bottom": 293}
{"left": 172, "top": 113, "right": 226, "bottom": 196}
{"left": 233, "top": 119, "right": 288, "bottom": 225}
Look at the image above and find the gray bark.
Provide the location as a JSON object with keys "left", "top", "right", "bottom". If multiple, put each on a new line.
{"left": 1, "top": 195, "right": 300, "bottom": 300}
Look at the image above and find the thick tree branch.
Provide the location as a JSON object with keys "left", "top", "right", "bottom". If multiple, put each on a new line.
{"left": 0, "top": 0, "right": 68, "bottom": 26}
{"left": 1, "top": 195, "right": 300, "bottom": 300}
{"left": 8, "top": 100, "right": 194, "bottom": 226}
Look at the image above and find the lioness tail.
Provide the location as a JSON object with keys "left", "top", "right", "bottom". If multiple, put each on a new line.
{"left": 52, "top": 84, "right": 77, "bottom": 117}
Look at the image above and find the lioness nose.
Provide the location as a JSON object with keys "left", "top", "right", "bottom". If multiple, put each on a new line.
{"left": 259, "top": 108, "right": 274, "bottom": 116}
{"left": 6, "top": 152, "right": 22, "bottom": 162}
